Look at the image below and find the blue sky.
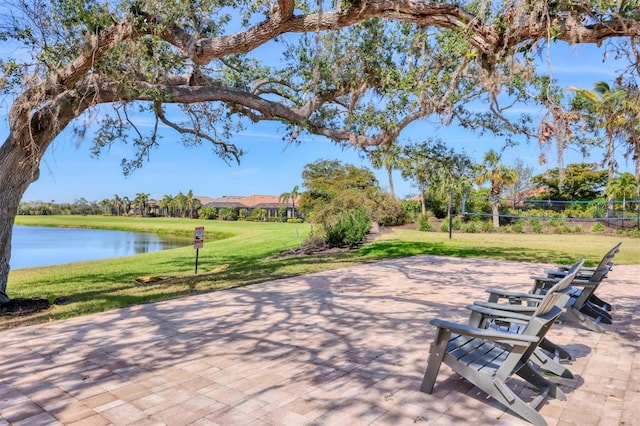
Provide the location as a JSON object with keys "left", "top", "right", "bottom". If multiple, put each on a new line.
{"left": 2, "top": 38, "right": 635, "bottom": 204}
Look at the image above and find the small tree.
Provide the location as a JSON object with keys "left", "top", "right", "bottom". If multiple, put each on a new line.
{"left": 279, "top": 185, "right": 300, "bottom": 219}
{"left": 252, "top": 208, "right": 267, "bottom": 222}
{"left": 400, "top": 139, "right": 472, "bottom": 217}
{"left": 364, "top": 144, "right": 403, "bottom": 198}
{"left": 606, "top": 172, "right": 639, "bottom": 228}
{"left": 503, "top": 159, "right": 536, "bottom": 208}
{"left": 277, "top": 205, "right": 287, "bottom": 221}
{"left": 474, "top": 150, "right": 518, "bottom": 229}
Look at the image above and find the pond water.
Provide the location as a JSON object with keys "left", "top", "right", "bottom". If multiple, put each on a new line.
{"left": 10, "top": 225, "right": 190, "bottom": 269}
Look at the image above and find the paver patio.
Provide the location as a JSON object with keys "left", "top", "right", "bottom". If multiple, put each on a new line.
{"left": 0, "top": 255, "right": 638, "bottom": 425}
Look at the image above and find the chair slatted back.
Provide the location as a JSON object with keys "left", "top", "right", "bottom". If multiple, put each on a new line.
{"left": 534, "top": 258, "right": 584, "bottom": 316}
{"left": 589, "top": 242, "right": 622, "bottom": 280}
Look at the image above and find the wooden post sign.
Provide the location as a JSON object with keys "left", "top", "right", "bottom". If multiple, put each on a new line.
{"left": 194, "top": 226, "right": 204, "bottom": 274}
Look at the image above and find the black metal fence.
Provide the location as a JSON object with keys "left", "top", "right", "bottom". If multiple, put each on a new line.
{"left": 462, "top": 196, "right": 640, "bottom": 229}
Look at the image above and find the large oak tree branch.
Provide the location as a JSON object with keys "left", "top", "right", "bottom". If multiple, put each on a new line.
{"left": 21, "top": 0, "right": 640, "bottom": 123}
{"left": 89, "top": 80, "right": 383, "bottom": 147}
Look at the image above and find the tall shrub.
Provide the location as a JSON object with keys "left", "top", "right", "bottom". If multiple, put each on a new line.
{"left": 325, "top": 208, "right": 371, "bottom": 248}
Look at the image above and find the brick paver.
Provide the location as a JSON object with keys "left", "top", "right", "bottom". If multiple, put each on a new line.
{"left": 0, "top": 255, "right": 638, "bottom": 425}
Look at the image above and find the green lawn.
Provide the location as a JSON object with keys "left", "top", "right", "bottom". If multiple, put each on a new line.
{"left": 5, "top": 215, "right": 639, "bottom": 329}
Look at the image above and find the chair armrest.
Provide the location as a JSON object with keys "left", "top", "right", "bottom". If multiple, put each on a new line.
{"left": 566, "top": 278, "right": 598, "bottom": 288}
{"left": 546, "top": 268, "right": 607, "bottom": 280}
{"left": 530, "top": 275, "right": 561, "bottom": 283}
{"left": 430, "top": 319, "right": 539, "bottom": 345}
{"left": 486, "top": 287, "right": 545, "bottom": 304}
{"left": 530, "top": 276, "right": 560, "bottom": 294}
{"left": 472, "top": 302, "right": 537, "bottom": 315}
{"left": 485, "top": 287, "right": 542, "bottom": 299}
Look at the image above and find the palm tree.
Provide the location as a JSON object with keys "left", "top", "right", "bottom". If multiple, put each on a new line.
{"left": 365, "top": 144, "right": 402, "bottom": 198}
{"left": 606, "top": 172, "right": 639, "bottom": 229}
{"left": 619, "top": 87, "right": 640, "bottom": 190}
{"left": 99, "top": 198, "right": 113, "bottom": 216}
{"left": 474, "top": 150, "right": 519, "bottom": 229}
{"left": 569, "top": 81, "right": 626, "bottom": 217}
{"left": 159, "top": 194, "right": 174, "bottom": 217}
{"left": 399, "top": 140, "right": 444, "bottom": 215}
{"left": 279, "top": 185, "right": 300, "bottom": 219}
{"left": 174, "top": 192, "right": 187, "bottom": 217}
{"left": 186, "top": 190, "right": 195, "bottom": 219}
{"left": 191, "top": 197, "right": 202, "bottom": 218}
{"left": 431, "top": 152, "right": 474, "bottom": 220}
{"left": 122, "top": 196, "right": 131, "bottom": 216}
{"left": 538, "top": 102, "right": 580, "bottom": 186}
{"left": 112, "top": 195, "right": 122, "bottom": 216}
{"left": 134, "top": 193, "right": 150, "bottom": 216}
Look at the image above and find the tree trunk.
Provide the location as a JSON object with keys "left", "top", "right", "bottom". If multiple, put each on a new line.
{"left": 387, "top": 165, "right": 395, "bottom": 199}
{"left": 0, "top": 134, "right": 42, "bottom": 302}
{"left": 0, "top": 90, "right": 84, "bottom": 301}
{"left": 491, "top": 198, "right": 500, "bottom": 229}
{"left": 606, "top": 132, "right": 616, "bottom": 218}
{"left": 419, "top": 182, "right": 426, "bottom": 215}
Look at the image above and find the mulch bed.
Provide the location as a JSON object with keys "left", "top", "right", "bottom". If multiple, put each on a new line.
{"left": 0, "top": 298, "right": 50, "bottom": 316}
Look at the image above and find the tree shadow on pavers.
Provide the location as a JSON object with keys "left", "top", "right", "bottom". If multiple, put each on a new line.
{"left": 556, "top": 291, "right": 640, "bottom": 356}
{"left": 0, "top": 261, "right": 473, "bottom": 417}
{"left": 425, "top": 373, "right": 585, "bottom": 425}
{"left": 380, "top": 255, "right": 547, "bottom": 282}
{"left": 0, "top": 257, "right": 611, "bottom": 422}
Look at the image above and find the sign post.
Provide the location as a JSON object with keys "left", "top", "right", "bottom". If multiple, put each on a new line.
{"left": 193, "top": 226, "right": 204, "bottom": 274}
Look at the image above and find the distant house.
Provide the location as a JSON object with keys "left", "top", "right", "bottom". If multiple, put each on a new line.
{"left": 203, "top": 194, "right": 300, "bottom": 220}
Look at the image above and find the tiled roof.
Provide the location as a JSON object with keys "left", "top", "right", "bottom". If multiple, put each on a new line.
{"left": 204, "top": 194, "right": 298, "bottom": 208}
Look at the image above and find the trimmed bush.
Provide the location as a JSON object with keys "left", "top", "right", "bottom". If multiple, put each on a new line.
{"left": 480, "top": 220, "right": 494, "bottom": 233}
{"left": 617, "top": 228, "right": 640, "bottom": 238}
{"left": 591, "top": 222, "right": 605, "bottom": 233}
{"left": 530, "top": 218, "right": 543, "bottom": 234}
{"left": 218, "top": 207, "right": 238, "bottom": 221}
{"left": 198, "top": 206, "right": 217, "bottom": 220}
{"left": 552, "top": 223, "right": 572, "bottom": 234}
{"left": 417, "top": 214, "right": 434, "bottom": 232}
{"left": 511, "top": 220, "right": 525, "bottom": 233}
{"left": 463, "top": 221, "right": 479, "bottom": 233}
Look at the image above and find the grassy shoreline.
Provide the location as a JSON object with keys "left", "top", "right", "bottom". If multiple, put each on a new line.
{"left": 14, "top": 215, "right": 235, "bottom": 239}
{"left": 4, "top": 215, "right": 639, "bottom": 329}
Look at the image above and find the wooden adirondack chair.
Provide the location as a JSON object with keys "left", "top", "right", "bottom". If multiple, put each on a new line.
{"left": 470, "top": 259, "right": 584, "bottom": 379}
{"left": 541, "top": 242, "right": 621, "bottom": 315}
{"left": 420, "top": 282, "right": 569, "bottom": 426}
{"left": 531, "top": 258, "right": 614, "bottom": 333}
{"left": 547, "top": 242, "right": 620, "bottom": 280}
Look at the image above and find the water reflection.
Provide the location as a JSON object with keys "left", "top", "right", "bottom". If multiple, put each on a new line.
{"left": 11, "top": 225, "right": 190, "bottom": 269}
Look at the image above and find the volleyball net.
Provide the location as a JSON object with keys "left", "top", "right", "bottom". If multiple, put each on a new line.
{"left": 461, "top": 196, "right": 640, "bottom": 223}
